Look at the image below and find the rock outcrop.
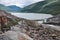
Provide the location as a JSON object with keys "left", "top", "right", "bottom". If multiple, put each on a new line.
{"left": 0, "top": 10, "right": 20, "bottom": 32}
{"left": 46, "top": 14, "right": 60, "bottom": 25}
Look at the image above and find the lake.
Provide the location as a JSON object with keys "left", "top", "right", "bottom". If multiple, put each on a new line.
{"left": 10, "top": 13, "right": 53, "bottom": 20}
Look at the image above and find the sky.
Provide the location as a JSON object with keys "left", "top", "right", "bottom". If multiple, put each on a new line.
{"left": 0, "top": 0, "right": 44, "bottom": 8}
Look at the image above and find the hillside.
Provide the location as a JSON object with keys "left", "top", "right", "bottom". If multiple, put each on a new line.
{"left": 21, "top": 0, "right": 60, "bottom": 15}
{"left": 0, "top": 4, "right": 9, "bottom": 11}
{"left": 39, "top": 0, "right": 60, "bottom": 15}
{"left": 7, "top": 5, "right": 21, "bottom": 12}
{"left": 21, "top": 1, "right": 47, "bottom": 13}
{"left": 0, "top": 4, "right": 21, "bottom": 12}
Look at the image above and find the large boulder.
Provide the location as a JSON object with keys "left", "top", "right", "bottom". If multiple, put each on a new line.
{"left": 4, "top": 31, "right": 33, "bottom": 40}
{"left": 46, "top": 14, "right": 60, "bottom": 25}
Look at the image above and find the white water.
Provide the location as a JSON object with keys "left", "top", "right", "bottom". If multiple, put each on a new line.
{"left": 10, "top": 13, "right": 53, "bottom": 20}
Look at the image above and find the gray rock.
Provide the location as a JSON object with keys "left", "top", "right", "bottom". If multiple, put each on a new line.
{"left": 0, "top": 34, "right": 12, "bottom": 40}
{"left": 46, "top": 14, "right": 60, "bottom": 25}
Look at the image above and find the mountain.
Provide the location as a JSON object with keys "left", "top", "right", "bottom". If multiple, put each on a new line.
{"left": 0, "top": 4, "right": 21, "bottom": 12}
{"left": 45, "top": 0, "right": 57, "bottom": 2}
{"left": 21, "top": 1, "right": 47, "bottom": 13}
{"left": 21, "top": 0, "right": 60, "bottom": 15}
{"left": 0, "top": 4, "right": 9, "bottom": 11}
{"left": 7, "top": 5, "right": 21, "bottom": 12}
{"left": 39, "top": 0, "right": 60, "bottom": 15}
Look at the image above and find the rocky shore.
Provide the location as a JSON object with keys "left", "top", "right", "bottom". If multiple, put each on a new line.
{"left": 20, "top": 24, "right": 60, "bottom": 40}
{"left": 13, "top": 21, "right": 60, "bottom": 40}
{"left": 0, "top": 19, "right": 60, "bottom": 40}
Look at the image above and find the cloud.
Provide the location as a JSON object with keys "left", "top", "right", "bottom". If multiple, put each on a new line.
{"left": 0, "top": 0, "right": 44, "bottom": 8}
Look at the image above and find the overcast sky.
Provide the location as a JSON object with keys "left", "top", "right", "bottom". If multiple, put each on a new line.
{"left": 0, "top": 0, "right": 44, "bottom": 8}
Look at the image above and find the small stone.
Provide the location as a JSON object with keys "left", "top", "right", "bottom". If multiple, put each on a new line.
{"left": 51, "top": 34, "right": 57, "bottom": 37}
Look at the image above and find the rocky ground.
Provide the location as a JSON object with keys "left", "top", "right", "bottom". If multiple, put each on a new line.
{"left": 19, "top": 23, "right": 60, "bottom": 40}
{"left": 0, "top": 21, "right": 60, "bottom": 40}
{"left": 24, "top": 26, "right": 60, "bottom": 40}
{"left": 0, "top": 34, "right": 12, "bottom": 40}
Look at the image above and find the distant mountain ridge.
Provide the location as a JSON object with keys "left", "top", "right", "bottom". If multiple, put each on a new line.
{"left": 0, "top": 4, "right": 21, "bottom": 12}
{"left": 7, "top": 5, "right": 21, "bottom": 12}
{"left": 0, "top": 4, "right": 9, "bottom": 11}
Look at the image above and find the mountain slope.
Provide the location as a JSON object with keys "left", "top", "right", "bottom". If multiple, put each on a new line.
{"left": 39, "top": 0, "right": 60, "bottom": 15}
{"left": 21, "top": 0, "right": 60, "bottom": 15}
{"left": 7, "top": 5, "right": 21, "bottom": 12}
{"left": 0, "top": 4, "right": 9, "bottom": 11}
{"left": 0, "top": 4, "right": 21, "bottom": 12}
{"left": 21, "top": 1, "right": 47, "bottom": 13}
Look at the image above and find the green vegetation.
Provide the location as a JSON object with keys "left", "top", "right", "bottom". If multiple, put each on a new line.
{"left": 21, "top": 1, "right": 47, "bottom": 13}
{"left": 0, "top": 4, "right": 9, "bottom": 11}
{"left": 0, "top": 4, "right": 21, "bottom": 12}
{"left": 21, "top": 0, "right": 60, "bottom": 15}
